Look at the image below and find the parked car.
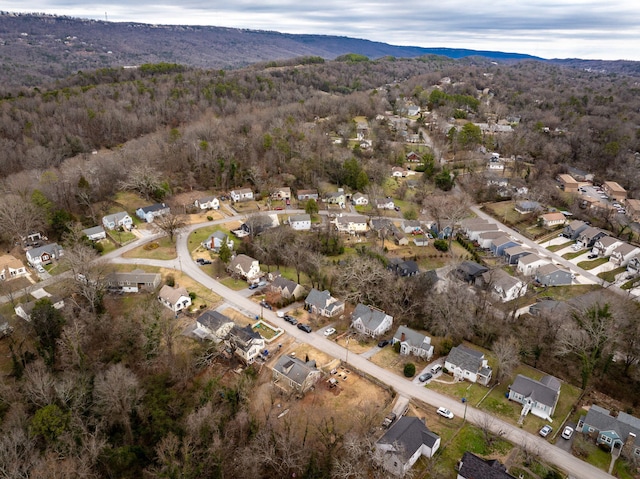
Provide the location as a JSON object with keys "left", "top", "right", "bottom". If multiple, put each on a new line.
{"left": 418, "top": 372, "right": 433, "bottom": 383}
{"left": 260, "top": 301, "right": 272, "bottom": 310}
{"left": 248, "top": 283, "right": 259, "bottom": 290}
{"left": 377, "top": 339, "right": 390, "bottom": 348}
{"left": 324, "top": 327, "right": 336, "bottom": 336}
{"left": 200, "top": 259, "right": 212, "bottom": 265}
{"left": 297, "top": 323, "right": 312, "bottom": 333}
{"left": 284, "top": 315, "right": 298, "bottom": 325}
{"left": 587, "top": 253, "right": 598, "bottom": 259}
{"left": 430, "top": 364, "right": 443, "bottom": 374}
{"left": 437, "top": 407, "right": 454, "bottom": 419}
{"left": 539, "top": 425, "right": 553, "bottom": 437}
{"left": 257, "top": 280, "right": 267, "bottom": 287}
{"left": 561, "top": 426, "right": 574, "bottom": 440}
{"left": 195, "top": 258, "right": 205, "bottom": 264}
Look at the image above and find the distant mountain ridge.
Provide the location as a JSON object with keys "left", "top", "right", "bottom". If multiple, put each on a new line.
{"left": 0, "top": 12, "right": 638, "bottom": 87}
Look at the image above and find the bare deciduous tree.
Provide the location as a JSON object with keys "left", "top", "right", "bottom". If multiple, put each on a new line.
{"left": 492, "top": 336, "right": 521, "bottom": 383}
{"left": 154, "top": 212, "right": 188, "bottom": 243}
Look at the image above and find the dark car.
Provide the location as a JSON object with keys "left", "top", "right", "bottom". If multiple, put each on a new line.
{"left": 284, "top": 315, "right": 298, "bottom": 325}
{"left": 297, "top": 323, "right": 312, "bottom": 333}
{"left": 201, "top": 259, "right": 212, "bottom": 265}
{"left": 378, "top": 339, "right": 390, "bottom": 348}
{"left": 260, "top": 301, "right": 272, "bottom": 310}
{"left": 248, "top": 283, "right": 259, "bottom": 290}
{"left": 587, "top": 254, "right": 598, "bottom": 259}
{"left": 418, "top": 372, "right": 433, "bottom": 383}
{"left": 195, "top": 258, "right": 205, "bottom": 264}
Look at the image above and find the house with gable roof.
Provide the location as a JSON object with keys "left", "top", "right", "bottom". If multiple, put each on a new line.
{"left": 230, "top": 188, "right": 254, "bottom": 202}
{"left": 457, "top": 452, "right": 516, "bottom": 479}
{"left": 271, "top": 186, "right": 291, "bottom": 201}
{"left": 376, "top": 417, "right": 440, "bottom": 476}
{"left": 158, "top": 285, "right": 192, "bottom": 313}
{"left": 15, "top": 296, "right": 65, "bottom": 322}
{"left": 26, "top": 243, "right": 63, "bottom": 267}
{"left": 388, "top": 258, "right": 419, "bottom": 277}
{"left": 563, "top": 220, "right": 589, "bottom": 240}
{"left": 578, "top": 226, "right": 607, "bottom": 248}
{"left": 578, "top": 405, "right": 640, "bottom": 459}
{"left": 392, "top": 325, "right": 434, "bottom": 359}
{"left": 333, "top": 213, "right": 368, "bottom": 234}
{"left": 82, "top": 226, "right": 107, "bottom": 241}
{"left": 297, "top": 189, "right": 319, "bottom": 201}
{"left": 603, "top": 181, "right": 627, "bottom": 202}
{"left": 0, "top": 254, "right": 28, "bottom": 281}
{"left": 289, "top": 214, "right": 311, "bottom": 231}
{"left": 194, "top": 195, "right": 219, "bottom": 210}
{"left": 628, "top": 256, "right": 640, "bottom": 275}
{"left": 539, "top": 212, "right": 566, "bottom": 228}
{"left": 351, "top": 192, "right": 369, "bottom": 206}
{"left": 374, "top": 198, "right": 396, "bottom": 210}
{"left": 102, "top": 211, "right": 133, "bottom": 230}
{"left": 515, "top": 201, "right": 541, "bottom": 214}
{"left": 592, "top": 236, "right": 623, "bottom": 257}
{"left": 351, "top": 303, "right": 393, "bottom": 338}
{"left": 476, "top": 231, "right": 505, "bottom": 249}
{"left": 480, "top": 269, "right": 527, "bottom": 302}
{"left": 305, "top": 288, "right": 344, "bottom": 317}
{"left": 455, "top": 261, "right": 488, "bottom": 284}
{"left": 445, "top": 344, "right": 492, "bottom": 386}
{"left": 272, "top": 355, "right": 322, "bottom": 395}
{"left": 557, "top": 173, "right": 579, "bottom": 193}
{"left": 507, "top": 374, "right": 561, "bottom": 420}
{"left": 202, "top": 231, "right": 234, "bottom": 252}
{"left": 490, "top": 235, "right": 519, "bottom": 257}
{"left": 228, "top": 254, "right": 261, "bottom": 283}
{"left": 611, "top": 243, "right": 640, "bottom": 267}
{"left": 226, "top": 324, "right": 265, "bottom": 364}
{"left": 195, "top": 310, "right": 235, "bottom": 342}
{"left": 535, "top": 263, "right": 573, "bottom": 286}
{"left": 106, "top": 270, "right": 161, "bottom": 293}
{"left": 517, "top": 253, "right": 550, "bottom": 276}
{"left": 270, "top": 276, "right": 305, "bottom": 300}
{"left": 503, "top": 245, "right": 530, "bottom": 265}
{"left": 136, "top": 203, "right": 170, "bottom": 223}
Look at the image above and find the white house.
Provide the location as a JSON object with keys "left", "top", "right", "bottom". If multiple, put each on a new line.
{"left": 230, "top": 188, "right": 254, "bottom": 202}
{"left": 82, "top": 226, "right": 107, "bottom": 241}
{"left": 106, "top": 270, "right": 161, "bottom": 293}
{"left": 0, "top": 255, "right": 28, "bottom": 281}
{"left": 305, "top": 288, "right": 345, "bottom": 317}
{"left": 26, "top": 243, "right": 63, "bottom": 267}
{"left": 158, "top": 285, "right": 192, "bottom": 313}
{"left": 392, "top": 325, "right": 434, "bottom": 359}
{"left": 194, "top": 195, "right": 219, "bottom": 210}
{"left": 102, "top": 211, "right": 133, "bottom": 230}
{"left": 195, "top": 310, "right": 235, "bottom": 342}
{"left": 376, "top": 417, "right": 440, "bottom": 477}
{"left": 15, "top": 296, "right": 65, "bottom": 322}
{"left": 517, "top": 253, "right": 550, "bottom": 276}
{"left": 289, "top": 214, "right": 311, "bottom": 231}
{"left": 333, "top": 214, "right": 368, "bottom": 234}
{"left": 272, "top": 355, "right": 322, "bottom": 395}
{"left": 202, "top": 231, "right": 234, "bottom": 252}
{"left": 611, "top": 243, "right": 640, "bottom": 267}
{"left": 271, "top": 187, "right": 291, "bottom": 201}
{"left": 592, "top": 236, "right": 624, "bottom": 257}
{"left": 351, "top": 192, "right": 369, "bottom": 206}
{"left": 476, "top": 231, "right": 505, "bottom": 249}
{"left": 226, "top": 324, "right": 264, "bottom": 364}
{"left": 481, "top": 269, "right": 528, "bottom": 302}
{"left": 445, "top": 344, "right": 492, "bottom": 386}
{"left": 228, "top": 254, "right": 261, "bottom": 283}
{"left": 136, "top": 203, "right": 170, "bottom": 223}
{"left": 351, "top": 303, "right": 393, "bottom": 338}
{"left": 539, "top": 212, "right": 566, "bottom": 228}
{"left": 270, "top": 276, "right": 305, "bottom": 300}
{"left": 374, "top": 198, "right": 395, "bottom": 210}
{"left": 508, "top": 374, "right": 561, "bottom": 421}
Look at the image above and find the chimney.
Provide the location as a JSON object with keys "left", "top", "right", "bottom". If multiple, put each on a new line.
{"left": 401, "top": 332, "right": 406, "bottom": 342}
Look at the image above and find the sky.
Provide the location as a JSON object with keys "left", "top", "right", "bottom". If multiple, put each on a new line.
{"left": 5, "top": 1, "right": 640, "bottom": 61}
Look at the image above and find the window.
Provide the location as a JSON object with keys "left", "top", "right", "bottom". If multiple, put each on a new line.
{"left": 588, "top": 427, "right": 594, "bottom": 433}
{"left": 604, "top": 436, "right": 612, "bottom": 444}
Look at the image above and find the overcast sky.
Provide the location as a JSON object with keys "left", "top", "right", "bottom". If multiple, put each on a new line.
{"left": 5, "top": 1, "right": 640, "bottom": 61}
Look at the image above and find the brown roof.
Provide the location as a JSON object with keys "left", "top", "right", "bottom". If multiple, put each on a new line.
{"left": 159, "top": 285, "right": 189, "bottom": 304}
{"left": 0, "top": 254, "right": 24, "bottom": 270}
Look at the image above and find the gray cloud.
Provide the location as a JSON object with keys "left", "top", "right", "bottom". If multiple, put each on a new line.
{"left": 6, "top": 1, "right": 640, "bottom": 60}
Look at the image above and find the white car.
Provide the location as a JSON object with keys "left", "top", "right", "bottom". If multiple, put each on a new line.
{"left": 324, "top": 327, "right": 336, "bottom": 337}
{"left": 561, "top": 426, "right": 574, "bottom": 440}
{"left": 437, "top": 407, "right": 454, "bottom": 419}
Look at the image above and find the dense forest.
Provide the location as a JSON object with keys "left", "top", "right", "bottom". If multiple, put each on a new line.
{"left": 1, "top": 52, "right": 640, "bottom": 478}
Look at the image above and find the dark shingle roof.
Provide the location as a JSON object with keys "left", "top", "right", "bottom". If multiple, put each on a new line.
{"left": 377, "top": 417, "right": 439, "bottom": 460}
{"left": 458, "top": 452, "right": 516, "bottom": 479}
{"left": 510, "top": 374, "right": 560, "bottom": 409}
{"left": 447, "top": 345, "right": 484, "bottom": 373}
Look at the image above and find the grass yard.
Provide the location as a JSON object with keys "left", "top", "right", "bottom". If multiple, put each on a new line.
{"left": 577, "top": 257, "right": 609, "bottom": 270}
{"left": 573, "top": 435, "right": 635, "bottom": 479}
{"left": 531, "top": 284, "right": 601, "bottom": 302}
{"left": 121, "top": 237, "right": 177, "bottom": 260}
{"left": 187, "top": 225, "right": 239, "bottom": 256}
{"left": 107, "top": 229, "right": 137, "bottom": 245}
{"left": 219, "top": 276, "right": 250, "bottom": 291}
{"left": 427, "top": 379, "right": 490, "bottom": 407}
{"left": 547, "top": 241, "right": 574, "bottom": 252}
{"left": 597, "top": 266, "right": 627, "bottom": 282}
{"left": 563, "top": 249, "right": 589, "bottom": 260}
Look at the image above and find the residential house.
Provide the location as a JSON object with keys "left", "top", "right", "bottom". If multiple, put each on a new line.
{"left": 455, "top": 261, "right": 489, "bottom": 284}
{"left": 228, "top": 254, "right": 261, "bottom": 283}
{"left": 388, "top": 258, "right": 419, "bottom": 277}
{"left": 226, "top": 324, "right": 265, "bottom": 364}
{"left": 578, "top": 226, "right": 607, "bottom": 248}
{"left": 158, "top": 285, "right": 192, "bottom": 313}
{"left": 401, "top": 220, "right": 422, "bottom": 234}
{"left": 517, "top": 253, "right": 550, "bottom": 276}
{"left": 539, "top": 212, "right": 566, "bottom": 228}
{"left": 376, "top": 417, "right": 440, "bottom": 477}
{"left": 626, "top": 199, "right": 640, "bottom": 221}
{"left": 445, "top": 344, "right": 492, "bottom": 386}
{"left": 26, "top": 243, "right": 63, "bottom": 267}
{"left": 563, "top": 220, "right": 589, "bottom": 240}
{"left": 202, "top": 231, "right": 234, "bottom": 253}
{"left": 476, "top": 231, "right": 506, "bottom": 250}
{"left": 603, "top": 181, "right": 627, "bottom": 202}
{"left": 592, "top": 236, "right": 622, "bottom": 257}
{"left": 106, "top": 270, "right": 161, "bottom": 292}
{"left": 272, "top": 355, "right": 322, "bottom": 395}
{"left": 466, "top": 223, "right": 500, "bottom": 242}
{"left": 0, "top": 255, "right": 27, "bottom": 281}
{"left": 535, "top": 263, "right": 573, "bottom": 286}
{"left": 391, "top": 166, "right": 407, "bottom": 178}
{"left": 480, "top": 269, "right": 528, "bottom": 302}
{"left": 413, "top": 237, "right": 429, "bottom": 247}
{"left": 628, "top": 256, "right": 640, "bottom": 275}
{"left": 271, "top": 187, "right": 291, "bottom": 201}
{"left": 503, "top": 245, "right": 530, "bottom": 265}
{"left": 508, "top": 374, "right": 561, "bottom": 420}
{"left": 486, "top": 158, "right": 505, "bottom": 171}
{"left": 529, "top": 299, "right": 571, "bottom": 317}
{"left": 490, "top": 235, "right": 519, "bottom": 257}
{"left": 578, "top": 405, "right": 640, "bottom": 459}
{"left": 369, "top": 218, "right": 393, "bottom": 233}
{"left": 136, "top": 203, "right": 170, "bottom": 223}
{"left": 230, "top": 188, "right": 254, "bottom": 202}
{"left": 406, "top": 151, "right": 421, "bottom": 163}
{"left": 406, "top": 105, "right": 420, "bottom": 117}
{"left": 611, "top": 243, "right": 640, "bottom": 266}
{"left": 297, "top": 189, "right": 319, "bottom": 201}
{"left": 325, "top": 189, "right": 346, "bottom": 206}
{"left": 15, "top": 296, "right": 65, "bottom": 321}
{"left": 333, "top": 214, "right": 368, "bottom": 234}
{"left": 195, "top": 310, "right": 235, "bottom": 342}
{"left": 374, "top": 198, "right": 395, "bottom": 210}
{"left": 456, "top": 452, "right": 516, "bottom": 479}
{"left": 515, "top": 201, "right": 541, "bottom": 214}
{"left": 238, "top": 214, "right": 279, "bottom": 237}
{"left": 557, "top": 173, "right": 579, "bottom": 193}
{"left": 392, "top": 325, "right": 434, "bottom": 359}
{"left": 351, "top": 192, "right": 369, "bottom": 206}
{"left": 270, "top": 276, "right": 305, "bottom": 300}
{"left": 82, "top": 226, "right": 106, "bottom": 241}
{"left": 391, "top": 226, "right": 409, "bottom": 246}
{"left": 305, "top": 288, "right": 345, "bottom": 317}
{"left": 194, "top": 195, "right": 219, "bottom": 210}
{"left": 102, "top": 211, "right": 133, "bottom": 230}
{"left": 289, "top": 214, "right": 311, "bottom": 231}
{"left": 351, "top": 303, "right": 393, "bottom": 338}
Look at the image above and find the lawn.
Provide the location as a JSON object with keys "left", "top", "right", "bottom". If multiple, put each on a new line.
{"left": 427, "top": 379, "right": 489, "bottom": 407}
{"left": 121, "top": 237, "right": 177, "bottom": 260}
{"left": 531, "top": 284, "right": 601, "bottom": 302}
{"left": 562, "top": 249, "right": 589, "bottom": 260}
{"left": 597, "top": 266, "right": 627, "bottom": 282}
{"left": 220, "top": 276, "right": 250, "bottom": 291}
{"left": 577, "top": 257, "right": 608, "bottom": 270}
{"left": 107, "top": 229, "right": 137, "bottom": 246}
{"left": 574, "top": 435, "right": 635, "bottom": 479}
{"left": 187, "top": 225, "right": 239, "bottom": 256}
{"left": 547, "top": 240, "right": 574, "bottom": 252}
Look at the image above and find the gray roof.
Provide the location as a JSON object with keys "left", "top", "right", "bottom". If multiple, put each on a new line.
{"left": 271, "top": 276, "right": 300, "bottom": 295}
{"left": 305, "top": 288, "right": 334, "bottom": 309}
{"left": 352, "top": 303, "right": 391, "bottom": 330}
{"left": 536, "top": 263, "right": 569, "bottom": 276}
{"left": 393, "top": 325, "right": 431, "bottom": 350}
{"left": 377, "top": 417, "right": 439, "bottom": 460}
{"left": 596, "top": 236, "right": 620, "bottom": 248}
{"left": 230, "top": 254, "right": 258, "bottom": 273}
{"left": 457, "top": 261, "right": 488, "bottom": 278}
{"left": 566, "top": 220, "right": 587, "bottom": 231}
{"left": 613, "top": 242, "right": 639, "bottom": 256}
{"left": 510, "top": 374, "right": 560, "bottom": 409}
{"left": 289, "top": 214, "right": 310, "bottom": 223}
{"left": 504, "top": 245, "right": 528, "bottom": 256}
{"left": 138, "top": 203, "right": 168, "bottom": 214}
{"left": 273, "top": 355, "right": 319, "bottom": 387}
{"left": 107, "top": 270, "right": 160, "bottom": 286}
{"left": 458, "top": 452, "right": 516, "bottom": 479}
{"left": 583, "top": 405, "right": 640, "bottom": 447}
{"left": 197, "top": 310, "right": 233, "bottom": 331}
{"left": 104, "top": 211, "right": 130, "bottom": 223}
{"left": 447, "top": 344, "right": 485, "bottom": 373}
{"left": 27, "top": 243, "right": 62, "bottom": 258}
{"left": 519, "top": 253, "right": 545, "bottom": 265}
{"left": 82, "top": 225, "right": 105, "bottom": 236}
